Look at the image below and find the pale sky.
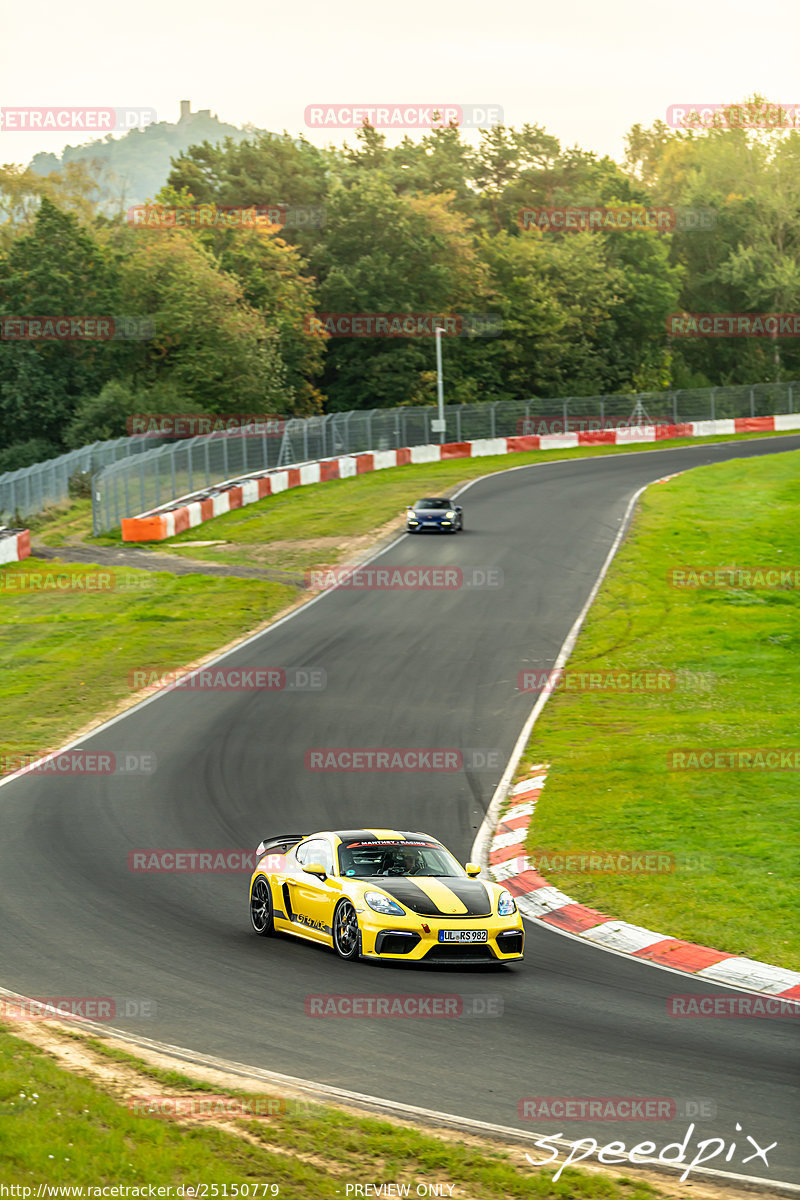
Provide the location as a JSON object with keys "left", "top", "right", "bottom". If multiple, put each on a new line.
{"left": 2, "top": 0, "right": 799, "bottom": 167}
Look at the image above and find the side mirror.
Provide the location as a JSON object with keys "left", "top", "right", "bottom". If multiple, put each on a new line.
{"left": 304, "top": 861, "right": 328, "bottom": 880}
{"left": 465, "top": 862, "right": 481, "bottom": 877}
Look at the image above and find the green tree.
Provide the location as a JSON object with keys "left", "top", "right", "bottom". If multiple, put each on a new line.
{"left": 0, "top": 199, "right": 122, "bottom": 450}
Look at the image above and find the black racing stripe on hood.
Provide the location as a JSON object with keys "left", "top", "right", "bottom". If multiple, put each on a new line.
{"left": 376, "top": 877, "right": 492, "bottom": 917}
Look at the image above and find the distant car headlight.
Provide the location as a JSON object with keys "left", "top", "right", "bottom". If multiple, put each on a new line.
{"left": 445, "top": 510, "right": 456, "bottom": 519}
{"left": 497, "top": 890, "right": 517, "bottom": 916}
{"left": 365, "top": 891, "right": 406, "bottom": 916}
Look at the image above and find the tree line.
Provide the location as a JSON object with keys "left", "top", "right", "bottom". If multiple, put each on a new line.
{"left": 1, "top": 99, "right": 798, "bottom": 470}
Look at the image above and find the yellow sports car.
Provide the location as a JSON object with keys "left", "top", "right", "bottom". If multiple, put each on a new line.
{"left": 248, "top": 828, "right": 524, "bottom": 964}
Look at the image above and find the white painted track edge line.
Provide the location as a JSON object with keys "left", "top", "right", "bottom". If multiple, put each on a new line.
{"left": 0, "top": 987, "right": 794, "bottom": 1194}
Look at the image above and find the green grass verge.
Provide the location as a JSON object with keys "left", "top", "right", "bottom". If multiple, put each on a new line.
{"left": 0, "top": 1025, "right": 664, "bottom": 1197}
{"left": 0, "top": 559, "right": 295, "bottom": 767}
{"left": 517, "top": 449, "right": 800, "bottom": 969}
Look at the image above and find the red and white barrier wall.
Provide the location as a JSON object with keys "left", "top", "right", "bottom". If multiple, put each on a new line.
{"left": 120, "top": 414, "right": 800, "bottom": 542}
{"left": 491, "top": 767, "right": 800, "bottom": 999}
{"left": 0, "top": 528, "right": 31, "bottom": 565}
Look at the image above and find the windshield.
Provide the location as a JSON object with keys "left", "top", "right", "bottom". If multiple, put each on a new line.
{"left": 337, "top": 839, "right": 466, "bottom": 878}
{"left": 413, "top": 498, "right": 451, "bottom": 510}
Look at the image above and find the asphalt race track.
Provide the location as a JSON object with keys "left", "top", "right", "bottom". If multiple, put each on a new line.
{"left": 2, "top": 436, "right": 799, "bottom": 1187}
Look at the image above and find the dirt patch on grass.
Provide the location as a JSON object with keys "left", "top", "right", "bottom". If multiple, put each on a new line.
{"left": 4, "top": 1018, "right": 760, "bottom": 1200}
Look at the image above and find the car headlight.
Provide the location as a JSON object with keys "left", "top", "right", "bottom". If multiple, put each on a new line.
{"left": 497, "top": 890, "right": 517, "bottom": 916}
{"left": 445, "top": 510, "right": 456, "bottom": 519}
{"left": 365, "top": 890, "right": 406, "bottom": 916}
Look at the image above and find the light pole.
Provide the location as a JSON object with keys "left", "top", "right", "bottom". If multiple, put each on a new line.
{"left": 433, "top": 325, "right": 446, "bottom": 444}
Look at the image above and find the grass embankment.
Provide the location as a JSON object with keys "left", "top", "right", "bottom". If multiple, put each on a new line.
{"left": 518, "top": 450, "right": 800, "bottom": 969}
{"left": 0, "top": 562, "right": 296, "bottom": 767}
{"left": 0, "top": 1023, "right": 667, "bottom": 1198}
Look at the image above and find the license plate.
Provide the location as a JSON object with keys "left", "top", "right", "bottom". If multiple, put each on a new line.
{"left": 438, "top": 929, "right": 488, "bottom": 943}
{"left": 423, "top": 521, "right": 438, "bottom": 527}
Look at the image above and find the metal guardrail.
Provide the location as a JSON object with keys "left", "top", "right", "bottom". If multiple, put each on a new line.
{"left": 90, "top": 382, "right": 797, "bottom": 534}
{"left": 0, "top": 381, "right": 795, "bottom": 532}
{"left": 0, "top": 436, "right": 165, "bottom": 524}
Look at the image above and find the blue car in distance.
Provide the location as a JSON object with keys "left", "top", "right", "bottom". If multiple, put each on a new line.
{"left": 406, "top": 497, "right": 464, "bottom": 534}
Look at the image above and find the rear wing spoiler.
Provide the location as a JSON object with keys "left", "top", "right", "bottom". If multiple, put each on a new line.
{"left": 256, "top": 833, "right": 308, "bottom": 857}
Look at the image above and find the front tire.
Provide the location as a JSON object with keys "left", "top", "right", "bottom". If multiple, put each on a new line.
{"left": 250, "top": 876, "right": 275, "bottom": 937}
{"left": 333, "top": 900, "right": 361, "bottom": 960}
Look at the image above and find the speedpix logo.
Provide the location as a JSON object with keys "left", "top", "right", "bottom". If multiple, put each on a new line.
{"left": 527, "top": 1121, "right": 778, "bottom": 1183}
